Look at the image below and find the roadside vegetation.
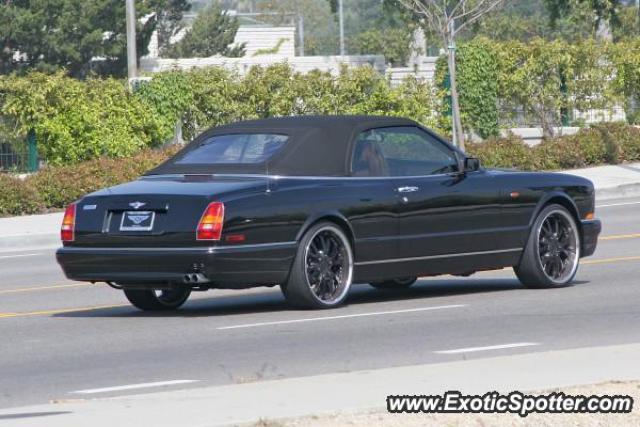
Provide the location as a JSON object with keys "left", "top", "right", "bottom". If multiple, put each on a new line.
{"left": 2, "top": 36, "right": 640, "bottom": 166}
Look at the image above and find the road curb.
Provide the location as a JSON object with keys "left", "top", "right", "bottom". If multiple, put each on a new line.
{"left": 0, "top": 233, "right": 60, "bottom": 253}
{"left": 596, "top": 182, "right": 640, "bottom": 201}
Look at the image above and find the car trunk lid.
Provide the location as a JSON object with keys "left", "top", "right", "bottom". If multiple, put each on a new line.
{"left": 70, "top": 174, "right": 266, "bottom": 247}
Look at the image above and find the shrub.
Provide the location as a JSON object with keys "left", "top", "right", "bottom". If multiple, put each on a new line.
{"left": 456, "top": 38, "right": 500, "bottom": 138}
{"left": 0, "top": 72, "right": 165, "bottom": 166}
{"left": 0, "top": 175, "right": 44, "bottom": 217}
{"left": 592, "top": 122, "right": 640, "bottom": 163}
{"left": 468, "top": 124, "right": 640, "bottom": 171}
{"left": 533, "top": 135, "right": 591, "bottom": 170}
{"left": 28, "top": 147, "right": 179, "bottom": 208}
{"left": 466, "top": 133, "right": 535, "bottom": 170}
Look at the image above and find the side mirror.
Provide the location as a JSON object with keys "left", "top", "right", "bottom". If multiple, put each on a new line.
{"left": 464, "top": 157, "right": 481, "bottom": 172}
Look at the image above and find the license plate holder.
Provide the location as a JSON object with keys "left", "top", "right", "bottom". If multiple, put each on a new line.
{"left": 120, "top": 211, "right": 155, "bottom": 232}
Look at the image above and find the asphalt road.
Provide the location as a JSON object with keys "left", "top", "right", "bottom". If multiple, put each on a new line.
{"left": 1, "top": 197, "right": 639, "bottom": 410}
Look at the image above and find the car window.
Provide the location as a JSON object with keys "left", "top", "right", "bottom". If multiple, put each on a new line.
{"left": 351, "top": 127, "right": 458, "bottom": 177}
{"left": 175, "top": 133, "right": 288, "bottom": 165}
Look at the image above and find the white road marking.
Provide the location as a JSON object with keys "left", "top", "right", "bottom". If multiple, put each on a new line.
{"left": 70, "top": 380, "right": 200, "bottom": 395}
{"left": 217, "top": 304, "right": 467, "bottom": 330}
{"left": 0, "top": 253, "right": 42, "bottom": 260}
{"left": 435, "top": 342, "right": 540, "bottom": 355}
{"left": 597, "top": 200, "right": 640, "bottom": 208}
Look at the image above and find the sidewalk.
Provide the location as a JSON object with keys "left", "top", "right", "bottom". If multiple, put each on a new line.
{"left": 1, "top": 343, "right": 639, "bottom": 427}
{"left": 1, "top": 162, "right": 639, "bottom": 253}
{"left": 561, "top": 162, "right": 640, "bottom": 200}
{"left": 0, "top": 212, "right": 62, "bottom": 252}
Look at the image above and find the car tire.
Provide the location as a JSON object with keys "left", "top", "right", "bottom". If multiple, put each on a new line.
{"left": 515, "top": 204, "right": 581, "bottom": 289}
{"left": 282, "top": 222, "right": 354, "bottom": 309}
{"left": 369, "top": 277, "right": 418, "bottom": 289}
{"left": 124, "top": 288, "right": 191, "bottom": 311}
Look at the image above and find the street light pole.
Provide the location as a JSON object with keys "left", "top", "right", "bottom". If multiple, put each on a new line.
{"left": 126, "top": 0, "right": 138, "bottom": 82}
{"left": 297, "top": 13, "right": 305, "bottom": 56}
{"left": 447, "top": 19, "right": 458, "bottom": 148}
{"left": 338, "top": 0, "right": 345, "bottom": 56}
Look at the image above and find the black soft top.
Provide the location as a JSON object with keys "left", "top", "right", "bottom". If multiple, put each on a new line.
{"left": 147, "top": 115, "right": 424, "bottom": 177}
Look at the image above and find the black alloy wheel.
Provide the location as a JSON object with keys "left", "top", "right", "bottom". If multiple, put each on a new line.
{"left": 369, "top": 277, "right": 418, "bottom": 289}
{"left": 515, "top": 204, "right": 580, "bottom": 288}
{"left": 124, "top": 287, "right": 192, "bottom": 311}
{"left": 282, "top": 222, "right": 354, "bottom": 309}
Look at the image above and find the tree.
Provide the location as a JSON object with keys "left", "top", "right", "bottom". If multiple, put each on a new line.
{"left": 350, "top": 28, "right": 414, "bottom": 66}
{"left": 0, "top": 0, "right": 189, "bottom": 78}
{"left": 256, "top": 0, "right": 338, "bottom": 56}
{"left": 396, "top": 0, "right": 505, "bottom": 150}
{"left": 150, "top": 0, "right": 191, "bottom": 52}
{"left": 543, "top": 0, "right": 622, "bottom": 39}
{"left": 164, "top": 4, "right": 245, "bottom": 58}
{"left": 466, "top": 0, "right": 593, "bottom": 42}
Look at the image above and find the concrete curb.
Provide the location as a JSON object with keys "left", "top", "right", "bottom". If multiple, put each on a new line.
{"left": 0, "top": 233, "right": 60, "bottom": 253}
{"left": 0, "top": 212, "right": 63, "bottom": 253}
{"left": 596, "top": 182, "right": 640, "bottom": 201}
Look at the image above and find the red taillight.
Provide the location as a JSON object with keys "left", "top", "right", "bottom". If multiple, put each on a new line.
{"left": 61, "top": 203, "right": 76, "bottom": 242}
{"left": 197, "top": 202, "right": 224, "bottom": 241}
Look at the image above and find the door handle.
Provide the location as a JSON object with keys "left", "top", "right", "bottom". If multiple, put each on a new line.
{"left": 397, "top": 186, "right": 419, "bottom": 193}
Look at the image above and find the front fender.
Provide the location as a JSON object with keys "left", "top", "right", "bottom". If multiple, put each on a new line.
{"left": 527, "top": 191, "right": 581, "bottom": 228}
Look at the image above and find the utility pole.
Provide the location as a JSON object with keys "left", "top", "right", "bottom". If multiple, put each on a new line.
{"left": 297, "top": 14, "right": 305, "bottom": 56}
{"left": 338, "top": 0, "right": 345, "bottom": 56}
{"left": 126, "top": 0, "right": 138, "bottom": 83}
{"left": 447, "top": 19, "right": 462, "bottom": 149}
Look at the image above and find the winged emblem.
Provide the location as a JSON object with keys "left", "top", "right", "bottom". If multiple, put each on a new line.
{"left": 128, "top": 214, "right": 150, "bottom": 225}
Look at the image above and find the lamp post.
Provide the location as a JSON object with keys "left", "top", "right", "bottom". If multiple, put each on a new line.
{"left": 338, "top": 0, "right": 345, "bottom": 56}
{"left": 447, "top": 19, "right": 457, "bottom": 148}
{"left": 126, "top": 0, "right": 138, "bottom": 83}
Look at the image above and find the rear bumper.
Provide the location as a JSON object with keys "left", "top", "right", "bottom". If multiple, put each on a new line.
{"left": 581, "top": 219, "right": 601, "bottom": 258}
{"left": 56, "top": 242, "right": 297, "bottom": 288}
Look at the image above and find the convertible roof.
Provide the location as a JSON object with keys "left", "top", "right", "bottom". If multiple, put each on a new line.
{"left": 147, "top": 115, "right": 421, "bottom": 177}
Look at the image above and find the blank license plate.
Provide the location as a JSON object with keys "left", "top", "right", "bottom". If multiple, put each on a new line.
{"left": 120, "top": 211, "right": 155, "bottom": 232}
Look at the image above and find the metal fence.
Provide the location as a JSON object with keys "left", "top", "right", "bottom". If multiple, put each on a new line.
{"left": 0, "top": 131, "right": 38, "bottom": 173}
{"left": 498, "top": 105, "right": 636, "bottom": 129}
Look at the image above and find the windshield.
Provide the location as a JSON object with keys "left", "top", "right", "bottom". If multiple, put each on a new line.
{"left": 175, "top": 133, "right": 288, "bottom": 165}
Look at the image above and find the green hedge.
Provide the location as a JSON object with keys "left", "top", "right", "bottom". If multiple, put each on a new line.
{"left": 27, "top": 146, "right": 179, "bottom": 209}
{"left": 0, "top": 65, "right": 440, "bottom": 167}
{"left": 2, "top": 123, "right": 640, "bottom": 217}
{"left": 0, "top": 174, "right": 44, "bottom": 216}
{"left": 467, "top": 123, "right": 640, "bottom": 171}
{"left": 2, "top": 39, "right": 640, "bottom": 169}
{"left": 0, "top": 147, "right": 177, "bottom": 217}
{"left": 0, "top": 72, "right": 165, "bottom": 166}
{"left": 436, "top": 38, "right": 640, "bottom": 137}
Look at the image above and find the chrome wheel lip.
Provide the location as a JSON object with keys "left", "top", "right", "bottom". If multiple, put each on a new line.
{"left": 536, "top": 209, "right": 580, "bottom": 285}
{"left": 303, "top": 226, "right": 353, "bottom": 306}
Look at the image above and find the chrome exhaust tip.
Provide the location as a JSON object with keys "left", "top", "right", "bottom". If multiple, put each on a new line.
{"left": 184, "top": 273, "right": 210, "bottom": 284}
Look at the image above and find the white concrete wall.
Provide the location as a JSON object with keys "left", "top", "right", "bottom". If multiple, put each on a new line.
{"left": 387, "top": 57, "right": 438, "bottom": 87}
{"left": 233, "top": 26, "right": 296, "bottom": 58}
{"left": 501, "top": 127, "right": 581, "bottom": 146}
{"left": 140, "top": 54, "right": 386, "bottom": 76}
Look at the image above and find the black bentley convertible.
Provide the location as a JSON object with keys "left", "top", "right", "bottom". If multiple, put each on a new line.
{"left": 57, "top": 116, "right": 601, "bottom": 310}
